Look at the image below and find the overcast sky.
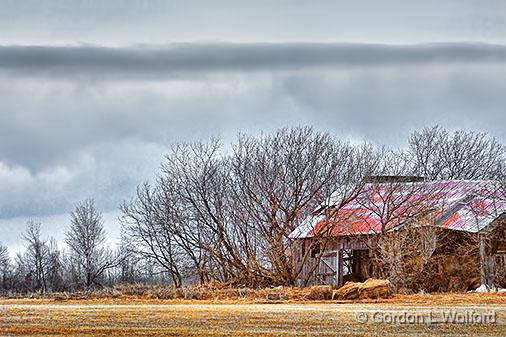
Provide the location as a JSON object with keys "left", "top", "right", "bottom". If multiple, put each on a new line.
{"left": 1, "top": 0, "right": 506, "bottom": 254}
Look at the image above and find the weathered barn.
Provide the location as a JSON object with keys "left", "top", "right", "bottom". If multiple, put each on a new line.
{"left": 290, "top": 178, "right": 506, "bottom": 291}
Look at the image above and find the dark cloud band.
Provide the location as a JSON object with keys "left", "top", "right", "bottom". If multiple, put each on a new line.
{"left": 0, "top": 43, "right": 506, "bottom": 78}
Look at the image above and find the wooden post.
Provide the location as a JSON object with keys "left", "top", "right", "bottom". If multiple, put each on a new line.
{"left": 479, "top": 233, "right": 488, "bottom": 288}
{"left": 335, "top": 251, "right": 339, "bottom": 287}
{"left": 338, "top": 249, "right": 344, "bottom": 288}
{"left": 488, "top": 256, "right": 496, "bottom": 289}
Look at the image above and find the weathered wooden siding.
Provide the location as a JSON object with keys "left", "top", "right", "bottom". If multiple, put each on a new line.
{"left": 294, "top": 237, "right": 369, "bottom": 287}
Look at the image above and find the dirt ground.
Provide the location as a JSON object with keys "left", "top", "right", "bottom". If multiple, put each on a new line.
{"left": 0, "top": 295, "right": 505, "bottom": 336}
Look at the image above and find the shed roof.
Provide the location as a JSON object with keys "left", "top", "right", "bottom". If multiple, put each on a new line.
{"left": 290, "top": 180, "right": 506, "bottom": 239}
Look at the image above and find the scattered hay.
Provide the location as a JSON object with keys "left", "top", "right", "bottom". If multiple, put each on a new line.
{"left": 7, "top": 280, "right": 506, "bottom": 305}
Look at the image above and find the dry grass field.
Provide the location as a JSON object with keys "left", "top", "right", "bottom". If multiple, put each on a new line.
{"left": 0, "top": 294, "right": 505, "bottom": 336}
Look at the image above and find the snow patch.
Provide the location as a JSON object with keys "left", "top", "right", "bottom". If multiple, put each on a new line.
{"left": 470, "top": 284, "right": 506, "bottom": 293}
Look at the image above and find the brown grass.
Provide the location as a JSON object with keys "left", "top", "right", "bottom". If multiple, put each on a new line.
{"left": 0, "top": 299, "right": 505, "bottom": 336}
{"left": 2, "top": 284, "right": 506, "bottom": 336}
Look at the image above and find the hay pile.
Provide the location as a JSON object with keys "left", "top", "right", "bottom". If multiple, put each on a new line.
{"left": 333, "top": 279, "right": 392, "bottom": 300}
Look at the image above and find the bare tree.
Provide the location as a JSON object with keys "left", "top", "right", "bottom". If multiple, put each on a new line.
{"left": 45, "top": 238, "right": 65, "bottom": 292}
{"left": 66, "top": 199, "right": 116, "bottom": 289}
{"left": 121, "top": 184, "right": 185, "bottom": 287}
{"left": 23, "top": 221, "right": 49, "bottom": 293}
{"left": 375, "top": 224, "right": 440, "bottom": 292}
{"left": 0, "top": 243, "right": 10, "bottom": 292}
{"left": 498, "top": 162, "right": 506, "bottom": 199}
{"left": 403, "top": 126, "right": 505, "bottom": 180}
{"left": 160, "top": 139, "right": 246, "bottom": 285}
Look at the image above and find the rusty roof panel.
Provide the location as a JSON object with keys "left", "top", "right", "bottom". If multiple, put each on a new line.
{"left": 290, "top": 180, "right": 505, "bottom": 239}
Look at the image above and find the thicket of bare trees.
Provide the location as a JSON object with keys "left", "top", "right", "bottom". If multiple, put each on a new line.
{"left": 0, "top": 125, "right": 504, "bottom": 294}
{"left": 0, "top": 200, "right": 122, "bottom": 295}
{"left": 120, "top": 128, "right": 382, "bottom": 287}
{"left": 0, "top": 243, "right": 10, "bottom": 291}
{"left": 120, "top": 126, "right": 505, "bottom": 289}
{"left": 403, "top": 126, "right": 505, "bottom": 180}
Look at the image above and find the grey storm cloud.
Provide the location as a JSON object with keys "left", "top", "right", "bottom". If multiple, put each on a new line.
{"left": 1, "top": 42, "right": 506, "bottom": 250}
{"left": 0, "top": 43, "right": 506, "bottom": 78}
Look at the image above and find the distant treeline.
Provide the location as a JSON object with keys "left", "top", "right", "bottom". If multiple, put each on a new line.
{"left": 0, "top": 126, "right": 504, "bottom": 294}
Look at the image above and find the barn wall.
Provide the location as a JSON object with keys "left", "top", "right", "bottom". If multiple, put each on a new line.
{"left": 293, "top": 237, "right": 369, "bottom": 287}
{"left": 293, "top": 219, "right": 506, "bottom": 291}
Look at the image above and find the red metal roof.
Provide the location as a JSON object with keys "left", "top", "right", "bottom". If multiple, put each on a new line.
{"left": 290, "top": 180, "right": 506, "bottom": 239}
